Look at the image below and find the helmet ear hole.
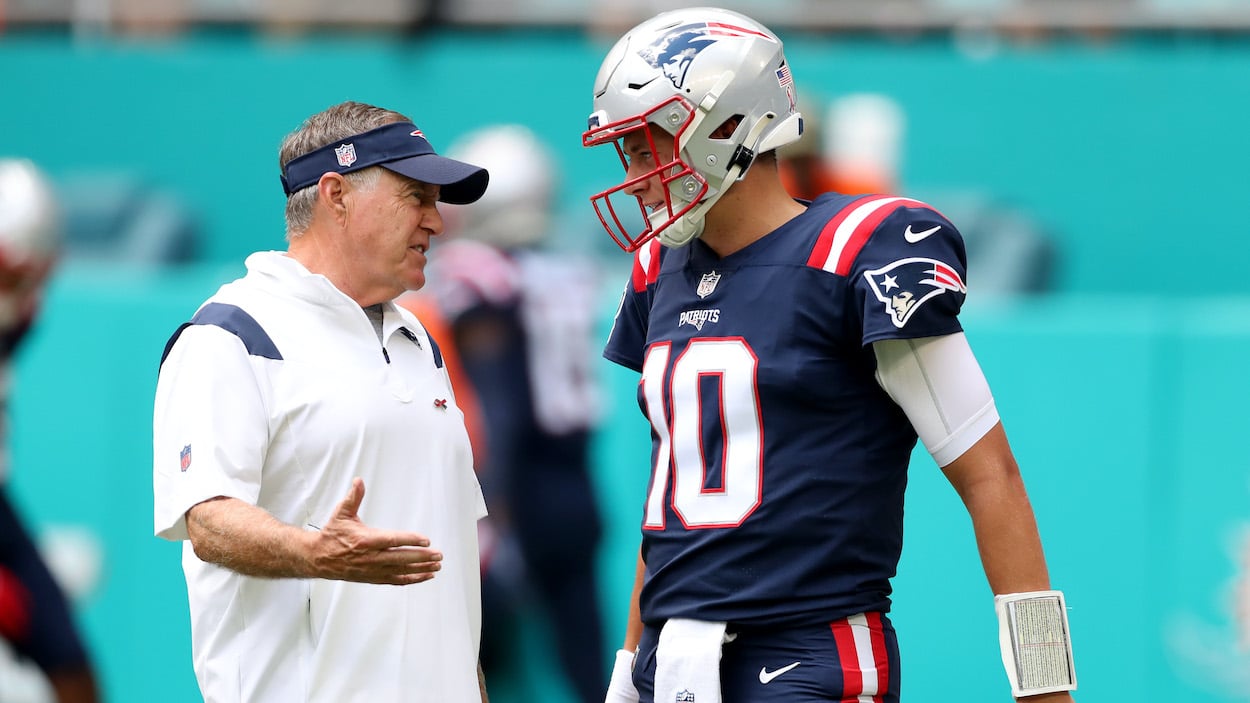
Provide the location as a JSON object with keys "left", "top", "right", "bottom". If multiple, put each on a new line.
{"left": 710, "top": 115, "right": 744, "bottom": 140}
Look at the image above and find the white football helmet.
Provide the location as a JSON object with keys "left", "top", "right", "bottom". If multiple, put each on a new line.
{"left": 583, "top": 7, "right": 803, "bottom": 251}
{"left": 0, "top": 159, "right": 59, "bottom": 329}
{"left": 444, "top": 124, "right": 556, "bottom": 249}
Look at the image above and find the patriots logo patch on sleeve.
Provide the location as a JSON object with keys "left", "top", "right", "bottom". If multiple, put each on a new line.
{"left": 864, "top": 257, "right": 966, "bottom": 328}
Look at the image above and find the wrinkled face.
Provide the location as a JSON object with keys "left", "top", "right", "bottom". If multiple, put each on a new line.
{"left": 342, "top": 169, "right": 444, "bottom": 302}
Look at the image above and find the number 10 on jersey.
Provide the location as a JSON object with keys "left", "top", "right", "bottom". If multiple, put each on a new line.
{"left": 640, "top": 338, "right": 764, "bottom": 530}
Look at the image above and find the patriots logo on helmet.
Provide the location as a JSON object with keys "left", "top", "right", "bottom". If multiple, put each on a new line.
{"left": 640, "top": 22, "right": 773, "bottom": 90}
{"left": 864, "top": 257, "right": 966, "bottom": 328}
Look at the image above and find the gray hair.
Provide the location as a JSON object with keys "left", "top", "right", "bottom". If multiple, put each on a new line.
{"left": 279, "top": 101, "right": 410, "bottom": 236}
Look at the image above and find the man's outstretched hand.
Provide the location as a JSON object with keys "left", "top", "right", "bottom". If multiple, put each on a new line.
{"left": 308, "top": 477, "right": 443, "bottom": 585}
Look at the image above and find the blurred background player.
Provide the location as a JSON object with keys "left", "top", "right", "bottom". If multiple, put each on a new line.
{"left": 399, "top": 124, "right": 608, "bottom": 703}
{"left": 0, "top": 158, "right": 102, "bottom": 703}
{"left": 777, "top": 90, "right": 901, "bottom": 201}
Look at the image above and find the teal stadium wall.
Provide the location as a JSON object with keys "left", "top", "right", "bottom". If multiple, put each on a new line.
{"left": 2, "top": 28, "right": 1249, "bottom": 702}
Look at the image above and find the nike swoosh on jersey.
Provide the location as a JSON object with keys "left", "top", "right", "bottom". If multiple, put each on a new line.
{"left": 758, "top": 661, "right": 801, "bottom": 684}
{"left": 903, "top": 224, "right": 941, "bottom": 243}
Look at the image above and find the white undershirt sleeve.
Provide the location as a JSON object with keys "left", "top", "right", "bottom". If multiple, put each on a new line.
{"left": 872, "top": 332, "right": 1000, "bottom": 467}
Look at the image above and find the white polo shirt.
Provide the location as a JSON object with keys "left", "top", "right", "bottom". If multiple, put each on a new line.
{"left": 153, "top": 251, "right": 487, "bottom": 703}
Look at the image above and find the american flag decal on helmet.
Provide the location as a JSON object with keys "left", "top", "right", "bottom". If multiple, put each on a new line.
{"left": 776, "top": 61, "right": 796, "bottom": 110}
{"left": 776, "top": 62, "right": 793, "bottom": 89}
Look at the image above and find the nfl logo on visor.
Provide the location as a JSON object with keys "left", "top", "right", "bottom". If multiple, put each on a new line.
{"left": 334, "top": 143, "right": 357, "bottom": 167}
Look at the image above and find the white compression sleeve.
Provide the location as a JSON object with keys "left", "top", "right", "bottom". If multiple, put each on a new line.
{"left": 872, "top": 332, "right": 1000, "bottom": 467}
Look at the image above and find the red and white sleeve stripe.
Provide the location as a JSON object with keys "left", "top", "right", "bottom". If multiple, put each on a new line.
{"left": 806, "top": 196, "right": 929, "bottom": 276}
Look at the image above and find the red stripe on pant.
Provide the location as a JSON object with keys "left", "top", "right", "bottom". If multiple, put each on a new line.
{"left": 830, "top": 613, "right": 890, "bottom": 702}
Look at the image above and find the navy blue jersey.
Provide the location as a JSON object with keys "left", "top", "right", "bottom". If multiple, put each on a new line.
{"left": 604, "top": 193, "right": 968, "bottom": 628}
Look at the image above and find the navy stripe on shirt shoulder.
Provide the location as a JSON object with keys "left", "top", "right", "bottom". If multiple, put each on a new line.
{"left": 159, "top": 302, "right": 282, "bottom": 370}
{"left": 427, "top": 334, "right": 445, "bottom": 369}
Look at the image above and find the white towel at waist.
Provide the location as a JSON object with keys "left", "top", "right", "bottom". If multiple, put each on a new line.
{"left": 654, "top": 619, "right": 732, "bottom": 703}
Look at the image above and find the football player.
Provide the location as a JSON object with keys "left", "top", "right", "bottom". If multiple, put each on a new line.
{"left": 583, "top": 8, "right": 1077, "bottom": 703}
{"left": 0, "top": 158, "right": 101, "bottom": 703}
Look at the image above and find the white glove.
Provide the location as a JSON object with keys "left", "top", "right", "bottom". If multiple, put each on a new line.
{"left": 605, "top": 648, "right": 640, "bottom": 703}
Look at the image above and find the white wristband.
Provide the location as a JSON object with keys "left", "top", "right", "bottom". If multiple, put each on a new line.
{"left": 605, "top": 648, "right": 640, "bottom": 703}
{"left": 995, "top": 590, "right": 1077, "bottom": 697}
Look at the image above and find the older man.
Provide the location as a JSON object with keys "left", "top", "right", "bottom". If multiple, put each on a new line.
{"left": 154, "top": 100, "right": 491, "bottom": 703}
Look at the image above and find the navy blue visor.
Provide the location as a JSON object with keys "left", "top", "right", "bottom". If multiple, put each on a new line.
{"left": 280, "top": 122, "right": 489, "bottom": 204}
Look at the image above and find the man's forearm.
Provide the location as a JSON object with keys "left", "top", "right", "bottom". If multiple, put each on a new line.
{"left": 623, "top": 550, "right": 646, "bottom": 650}
{"left": 185, "top": 496, "right": 315, "bottom": 578}
{"left": 941, "top": 426, "right": 1053, "bottom": 594}
{"left": 963, "top": 472, "right": 1053, "bottom": 594}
